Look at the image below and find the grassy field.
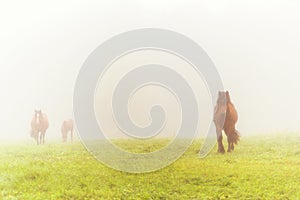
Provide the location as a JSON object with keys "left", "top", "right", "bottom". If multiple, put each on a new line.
{"left": 0, "top": 133, "right": 299, "bottom": 199}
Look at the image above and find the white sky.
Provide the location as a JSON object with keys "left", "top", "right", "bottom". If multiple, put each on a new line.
{"left": 1, "top": 0, "right": 300, "bottom": 141}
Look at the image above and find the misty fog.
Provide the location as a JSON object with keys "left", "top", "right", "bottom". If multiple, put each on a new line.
{"left": 1, "top": 0, "right": 300, "bottom": 141}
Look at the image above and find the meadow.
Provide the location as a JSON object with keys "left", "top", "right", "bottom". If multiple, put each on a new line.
{"left": 0, "top": 133, "right": 299, "bottom": 200}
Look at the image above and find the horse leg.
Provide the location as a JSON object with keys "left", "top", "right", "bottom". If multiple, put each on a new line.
{"left": 231, "top": 143, "right": 235, "bottom": 151}
{"left": 62, "top": 131, "right": 66, "bottom": 143}
{"left": 227, "top": 138, "right": 233, "bottom": 152}
{"left": 227, "top": 136, "right": 230, "bottom": 152}
{"left": 43, "top": 132, "right": 45, "bottom": 144}
{"left": 71, "top": 129, "right": 74, "bottom": 142}
{"left": 41, "top": 131, "right": 45, "bottom": 144}
{"left": 216, "top": 127, "right": 225, "bottom": 153}
{"left": 36, "top": 133, "right": 39, "bottom": 145}
{"left": 39, "top": 132, "right": 43, "bottom": 145}
{"left": 228, "top": 131, "right": 236, "bottom": 152}
{"left": 37, "top": 132, "right": 40, "bottom": 145}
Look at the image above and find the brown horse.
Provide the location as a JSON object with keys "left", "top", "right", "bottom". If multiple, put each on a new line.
{"left": 213, "top": 91, "right": 240, "bottom": 153}
{"left": 31, "top": 110, "right": 49, "bottom": 145}
{"left": 61, "top": 119, "right": 74, "bottom": 142}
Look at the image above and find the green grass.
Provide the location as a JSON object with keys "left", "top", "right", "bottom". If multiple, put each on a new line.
{"left": 0, "top": 133, "right": 299, "bottom": 200}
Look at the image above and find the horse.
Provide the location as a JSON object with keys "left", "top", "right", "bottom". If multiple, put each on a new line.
{"left": 213, "top": 91, "right": 240, "bottom": 153}
{"left": 30, "top": 110, "right": 49, "bottom": 145}
{"left": 61, "top": 119, "right": 74, "bottom": 142}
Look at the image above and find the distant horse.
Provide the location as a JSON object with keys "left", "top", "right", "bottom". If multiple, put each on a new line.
{"left": 31, "top": 110, "right": 49, "bottom": 145}
{"left": 213, "top": 91, "right": 240, "bottom": 153}
{"left": 61, "top": 119, "right": 74, "bottom": 142}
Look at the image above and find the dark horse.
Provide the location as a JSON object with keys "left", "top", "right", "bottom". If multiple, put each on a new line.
{"left": 213, "top": 91, "right": 240, "bottom": 153}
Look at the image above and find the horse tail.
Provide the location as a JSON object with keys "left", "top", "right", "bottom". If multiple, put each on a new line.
{"left": 232, "top": 129, "right": 240, "bottom": 144}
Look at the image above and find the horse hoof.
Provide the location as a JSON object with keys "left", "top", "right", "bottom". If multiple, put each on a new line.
{"left": 218, "top": 149, "right": 225, "bottom": 154}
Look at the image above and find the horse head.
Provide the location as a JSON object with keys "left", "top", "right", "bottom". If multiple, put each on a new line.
{"left": 35, "top": 109, "right": 42, "bottom": 114}
{"left": 225, "top": 91, "right": 231, "bottom": 103}
{"left": 34, "top": 109, "right": 43, "bottom": 122}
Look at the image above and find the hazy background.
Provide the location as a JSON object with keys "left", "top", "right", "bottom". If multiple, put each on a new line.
{"left": 1, "top": 0, "right": 300, "bottom": 141}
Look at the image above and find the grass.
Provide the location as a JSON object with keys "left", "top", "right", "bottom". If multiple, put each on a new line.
{"left": 0, "top": 133, "right": 299, "bottom": 199}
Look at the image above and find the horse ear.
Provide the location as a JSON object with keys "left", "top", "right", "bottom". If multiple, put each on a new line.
{"left": 226, "top": 91, "right": 229, "bottom": 95}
